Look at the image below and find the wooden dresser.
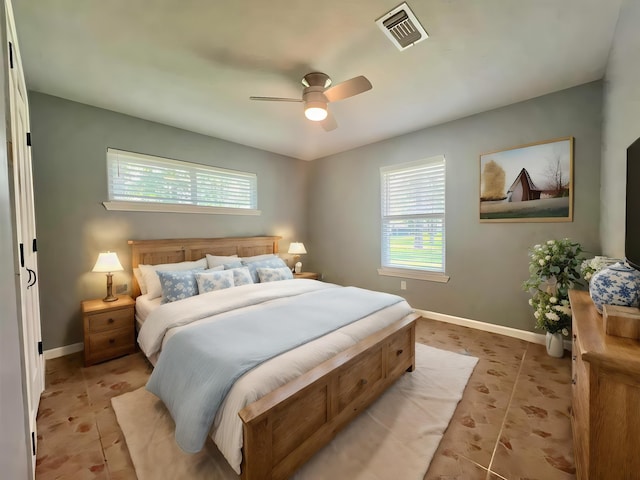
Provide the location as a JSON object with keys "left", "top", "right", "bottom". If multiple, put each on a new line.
{"left": 569, "top": 290, "right": 640, "bottom": 480}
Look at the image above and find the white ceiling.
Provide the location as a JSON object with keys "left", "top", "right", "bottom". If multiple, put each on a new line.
{"left": 13, "top": 0, "right": 622, "bottom": 161}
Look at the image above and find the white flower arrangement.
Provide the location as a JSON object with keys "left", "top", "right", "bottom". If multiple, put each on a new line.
{"left": 522, "top": 238, "right": 584, "bottom": 335}
{"left": 580, "top": 256, "right": 620, "bottom": 282}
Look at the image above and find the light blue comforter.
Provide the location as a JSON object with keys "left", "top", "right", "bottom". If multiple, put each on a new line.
{"left": 146, "top": 286, "right": 407, "bottom": 453}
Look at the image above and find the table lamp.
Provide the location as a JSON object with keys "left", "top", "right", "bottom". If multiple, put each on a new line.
{"left": 288, "top": 242, "right": 307, "bottom": 273}
{"left": 92, "top": 251, "right": 124, "bottom": 302}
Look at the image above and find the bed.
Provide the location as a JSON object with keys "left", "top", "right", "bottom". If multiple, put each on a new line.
{"left": 129, "top": 236, "right": 419, "bottom": 480}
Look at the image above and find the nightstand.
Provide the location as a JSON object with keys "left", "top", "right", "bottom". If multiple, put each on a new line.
{"left": 82, "top": 295, "right": 136, "bottom": 367}
{"left": 294, "top": 272, "right": 321, "bottom": 280}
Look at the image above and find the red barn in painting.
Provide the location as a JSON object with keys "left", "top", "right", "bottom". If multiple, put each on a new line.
{"left": 507, "top": 168, "right": 541, "bottom": 202}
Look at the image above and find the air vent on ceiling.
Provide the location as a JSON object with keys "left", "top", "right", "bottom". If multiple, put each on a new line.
{"left": 375, "top": 2, "right": 428, "bottom": 51}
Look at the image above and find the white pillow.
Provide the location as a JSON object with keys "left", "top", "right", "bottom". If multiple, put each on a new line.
{"left": 257, "top": 267, "right": 294, "bottom": 283}
{"left": 241, "top": 253, "right": 277, "bottom": 263}
{"left": 206, "top": 254, "right": 239, "bottom": 269}
{"left": 195, "top": 270, "right": 235, "bottom": 294}
{"left": 139, "top": 258, "right": 208, "bottom": 300}
{"left": 133, "top": 267, "right": 147, "bottom": 295}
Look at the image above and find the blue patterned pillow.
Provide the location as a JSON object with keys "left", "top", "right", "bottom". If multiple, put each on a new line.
{"left": 157, "top": 268, "right": 203, "bottom": 304}
{"left": 222, "top": 260, "right": 244, "bottom": 270}
{"left": 195, "top": 270, "right": 235, "bottom": 294}
{"left": 257, "top": 267, "right": 294, "bottom": 283}
{"left": 243, "top": 257, "right": 289, "bottom": 283}
{"left": 229, "top": 267, "right": 253, "bottom": 286}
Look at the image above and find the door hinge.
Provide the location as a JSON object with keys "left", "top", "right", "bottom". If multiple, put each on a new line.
{"left": 9, "top": 42, "right": 13, "bottom": 69}
{"left": 32, "top": 238, "right": 37, "bottom": 252}
{"left": 19, "top": 243, "right": 24, "bottom": 267}
{"left": 26, "top": 132, "right": 31, "bottom": 146}
{"left": 38, "top": 341, "right": 43, "bottom": 355}
{"left": 31, "top": 432, "right": 36, "bottom": 456}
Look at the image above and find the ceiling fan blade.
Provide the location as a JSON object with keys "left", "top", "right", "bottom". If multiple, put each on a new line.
{"left": 249, "top": 96, "right": 302, "bottom": 102}
{"left": 323, "top": 76, "right": 372, "bottom": 103}
{"left": 320, "top": 111, "right": 338, "bottom": 132}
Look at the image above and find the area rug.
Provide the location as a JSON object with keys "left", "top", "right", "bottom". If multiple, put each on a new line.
{"left": 112, "top": 344, "right": 478, "bottom": 480}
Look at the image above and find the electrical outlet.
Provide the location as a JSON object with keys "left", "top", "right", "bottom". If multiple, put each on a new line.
{"left": 400, "top": 280, "right": 407, "bottom": 290}
{"left": 115, "top": 283, "right": 128, "bottom": 294}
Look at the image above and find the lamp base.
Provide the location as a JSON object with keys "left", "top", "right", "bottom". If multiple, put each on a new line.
{"left": 103, "top": 272, "right": 118, "bottom": 302}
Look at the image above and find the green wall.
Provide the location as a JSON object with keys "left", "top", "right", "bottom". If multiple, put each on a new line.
{"left": 29, "top": 92, "right": 310, "bottom": 349}
{"left": 306, "top": 82, "right": 603, "bottom": 333}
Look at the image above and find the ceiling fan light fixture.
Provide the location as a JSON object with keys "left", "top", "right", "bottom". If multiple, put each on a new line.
{"left": 304, "top": 102, "right": 328, "bottom": 121}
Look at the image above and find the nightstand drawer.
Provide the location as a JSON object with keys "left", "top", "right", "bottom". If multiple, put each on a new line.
{"left": 88, "top": 308, "right": 132, "bottom": 333}
{"left": 88, "top": 327, "right": 135, "bottom": 354}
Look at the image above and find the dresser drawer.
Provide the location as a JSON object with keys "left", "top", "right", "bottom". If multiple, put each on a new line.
{"left": 88, "top": 327, "right": 135, "bottom": 357}
{"left": 87, "top": 307, "right": 132, "bottom": 333}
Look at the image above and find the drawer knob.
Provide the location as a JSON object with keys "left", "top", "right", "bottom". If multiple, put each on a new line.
{"left": 360, "top": 378, "right": 368, "bottom": 386}
{"left": 396, "top": 349, "right": 404, "bottom": 356}
{"left": 572, "top": 355, "right": 577, "bottom": 361}
{"left": 573, "top": 334, "right": 577, "bottom": 340}
{"left": 109, "top": 338, "right": 115, "bottom": 344}
{"left": 108, "top": 318, "right": 114, "bottom": 324}
{"left": 572, "top": 377, "right": 576, "bottom": 385}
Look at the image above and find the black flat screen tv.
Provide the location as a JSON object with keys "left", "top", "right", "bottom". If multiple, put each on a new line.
{"left": 626, "top": 137, "right": 640, "bottom": 270}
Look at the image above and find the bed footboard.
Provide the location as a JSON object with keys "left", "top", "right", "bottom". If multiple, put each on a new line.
{"left": 238, "top": 313, "right": 419, "bottom": 480}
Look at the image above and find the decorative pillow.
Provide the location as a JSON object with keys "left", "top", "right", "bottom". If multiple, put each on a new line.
{"left": 257, "top": 267, "right": 294, "bottom": 283}
{"left": 205, "top": 265, "right": 225, "bottom": 272}
{"left": 205, "top": 254, "right": 239, "bottom": 269}
{"left": 229, "top": 266, "right": 253, "bottom": 286}
{"left": 222, "top": 260, "right": 244, "bottom": 269}
{"left": 133, "top": 268, "right": 147, "bottom": 295}
{"left": 139, "top": 258, "right": 208, "bottom": 300}
{"left": 242, "top": 257, "right": 289, "bottom": 283}
{"left": 195, "top": 270, "right": 235, "bottom": 294}
{"left": 240, "top": 253, "right": 277, "bottom": 263}
{"left": 157, "top": 269, "right": 203, "bottom": 304}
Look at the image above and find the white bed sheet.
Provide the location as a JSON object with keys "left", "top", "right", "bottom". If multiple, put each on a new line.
{"left": 138, "top": 280, "right": 414, "bottom": 474}
{"left": 134, "top": 294, "right": 162, "bottom": 331}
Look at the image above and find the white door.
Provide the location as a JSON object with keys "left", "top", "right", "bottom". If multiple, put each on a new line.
{"left": 6, "top": 0, "right": 44, "bottom": 474}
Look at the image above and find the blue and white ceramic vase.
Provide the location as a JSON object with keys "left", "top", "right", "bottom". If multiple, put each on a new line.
{"left": 589, "top": 262, "right": 640, "bottom": 313}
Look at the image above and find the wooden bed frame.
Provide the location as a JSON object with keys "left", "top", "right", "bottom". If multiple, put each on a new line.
{"left": 129, "top": 236, "right": 419, "bottom": 480}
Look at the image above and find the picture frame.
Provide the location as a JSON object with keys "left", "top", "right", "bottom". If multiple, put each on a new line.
{"left": 479, "top": 137, "right": 574, "bottom": 222}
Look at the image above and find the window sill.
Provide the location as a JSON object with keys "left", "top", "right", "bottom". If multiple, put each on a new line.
{"left": 102, "top": 201, "right": 261, "bottom": 216}
{"left": 377, "top": 267, "right": 450, "bottom": 283}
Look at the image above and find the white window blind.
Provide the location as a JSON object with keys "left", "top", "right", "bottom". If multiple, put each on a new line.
{"left": 106, "top": 149, "right": 258, "bottom": 212}
{"left": 380, "top": 156, "right": 446, "bottom": 273}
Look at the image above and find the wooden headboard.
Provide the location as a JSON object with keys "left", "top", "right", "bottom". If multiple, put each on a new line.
{"left": 128, "top": 236, "right": 281, "bottom": 297}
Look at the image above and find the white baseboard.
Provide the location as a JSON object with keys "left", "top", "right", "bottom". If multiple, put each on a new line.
{"left": 43, "top": 342, "right": 84, "bottom": 360}
{"left": 414, "top": 309, "right": 572, "bottom": 351}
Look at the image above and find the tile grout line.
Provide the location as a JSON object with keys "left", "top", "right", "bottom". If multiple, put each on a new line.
{"left": 81, "top": 365, "right": 112, "bottom": 478}
{"left": 485, "top": 342, "right": 529, "bottom": 480}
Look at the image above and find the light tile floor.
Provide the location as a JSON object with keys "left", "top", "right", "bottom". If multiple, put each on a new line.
{"left": 35, "top": 318, "right": 575, "bottom": 479}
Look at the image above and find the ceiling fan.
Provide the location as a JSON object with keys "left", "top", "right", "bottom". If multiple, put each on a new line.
{"left": 249, "top": 72, "right": 372, "bottom": 131}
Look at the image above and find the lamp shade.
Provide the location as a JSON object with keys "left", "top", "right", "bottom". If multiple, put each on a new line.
{"left": 92, "top": 252, "right": 124, "bottom": 273}
{"left": 288, "top": 242, "right": 307, "bottom": 255}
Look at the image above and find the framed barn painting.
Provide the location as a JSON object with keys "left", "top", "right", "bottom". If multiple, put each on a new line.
{"left": 479, "top": 137, "right": 574, "bottom": 222}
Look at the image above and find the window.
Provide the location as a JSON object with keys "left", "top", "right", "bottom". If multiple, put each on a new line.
{"left": 379, "top": 155, "right": 448, "bottom": 282}
{"left": 103, "top": 149, "right": 260, "bottom": 215}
